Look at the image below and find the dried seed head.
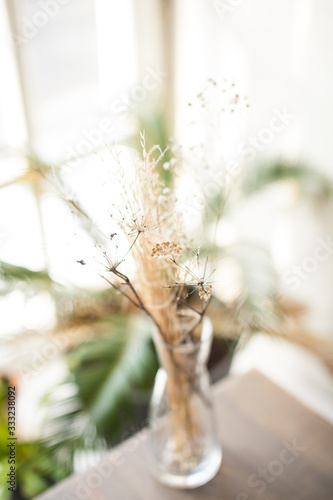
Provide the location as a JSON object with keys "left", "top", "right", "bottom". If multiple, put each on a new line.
{"left": 151, "top": 242, "right": 183, "bottom": 262}
{"left": 198, "top": 284, "right": 212, "bottom": 303}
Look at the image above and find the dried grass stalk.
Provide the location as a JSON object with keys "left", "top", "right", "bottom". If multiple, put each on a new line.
{"left": 110, "top": 136, "right": 211, "bottom": 462}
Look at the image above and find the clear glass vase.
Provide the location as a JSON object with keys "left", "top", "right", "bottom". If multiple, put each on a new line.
{"left": 147, "top": 316, "right": 222, "bottom": 488}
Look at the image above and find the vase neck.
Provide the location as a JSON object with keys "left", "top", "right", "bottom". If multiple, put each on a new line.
{"left": 153, "top": 317, "right": 213, "bottom": 371}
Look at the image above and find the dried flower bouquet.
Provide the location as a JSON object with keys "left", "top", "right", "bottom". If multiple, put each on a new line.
{"left": 101, "top": 133, "right": 213, "bottom": 343}
{"left": 98, "top": 134, "right": 220, "bottom": 482}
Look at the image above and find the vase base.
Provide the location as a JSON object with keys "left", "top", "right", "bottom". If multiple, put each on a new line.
{"left": 148, "top": 446, "right": 222, "bottom": 489}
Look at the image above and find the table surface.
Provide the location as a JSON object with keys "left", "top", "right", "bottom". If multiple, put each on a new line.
{"left": 35, "top": 369, "right": 333, "bottom": 500}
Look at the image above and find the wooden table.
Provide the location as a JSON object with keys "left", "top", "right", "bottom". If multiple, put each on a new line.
{"left": 35, "top": 370, "right": 333, "bottom": 500}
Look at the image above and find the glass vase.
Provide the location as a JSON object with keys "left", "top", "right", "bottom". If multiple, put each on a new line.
{"left": 147, "top": 316, "right": 222, "bottom": 488}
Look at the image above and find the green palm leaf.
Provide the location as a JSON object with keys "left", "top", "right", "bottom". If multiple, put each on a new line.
{"left": 41, "top": 317, "right": 158, "bottom": 454}
{"left": 0, "top": 261, "right": 53, "bottom": 295}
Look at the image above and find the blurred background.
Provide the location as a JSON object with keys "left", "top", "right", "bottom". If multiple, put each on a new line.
{"left": 0, "top": 0, "right": 333, "bottom": 498}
